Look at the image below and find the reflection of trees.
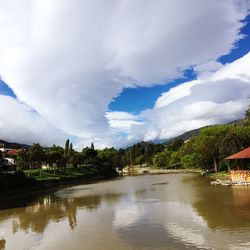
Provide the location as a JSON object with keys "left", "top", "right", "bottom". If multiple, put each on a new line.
{"left": 101, "top": 193, "right": 123, "bottom": 205}
{"left": 192, "top": 178, "right": 250, "bottom": 229}
{"left": 0, "top": 239, "right": 6, "bottom": 250}
{"left": 0, "top": 194, "right": 102, "bottom": 234}
{"left": 231, "top": 187, "right": 250, "bottom": 218}
{"left": 0, "top": 191, "right": 124, "bottom": 234}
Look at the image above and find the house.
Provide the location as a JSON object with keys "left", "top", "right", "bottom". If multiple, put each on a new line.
{"left": 3, "top": 158, "right": 15, "bottom": 166}
{"left": 6, "top": 149, "right": 18, "bottom": 156}
{"left": 0, "top": 144, "right": 19, "bottom": 166}
{"left": 225, "top": 147, "right": 250, "bottom": 184}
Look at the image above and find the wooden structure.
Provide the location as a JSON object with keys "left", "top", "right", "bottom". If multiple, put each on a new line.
{"left": 225, "top": 147, "right": 250, "bottom": 184}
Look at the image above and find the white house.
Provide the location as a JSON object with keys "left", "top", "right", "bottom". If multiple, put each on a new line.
{"left": 3, "top": 158, "right": 15, "bottom": 166}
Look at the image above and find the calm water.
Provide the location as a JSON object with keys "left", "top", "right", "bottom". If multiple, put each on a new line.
{"left": 0, "top": 173, "right": 250, "bottom": 250}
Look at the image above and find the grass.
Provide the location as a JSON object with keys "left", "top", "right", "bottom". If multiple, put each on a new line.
{"left": 207, "top": 171, "right": 231, "bottom": 181}
{"left": 24, "top": 165, "right": 99, "bottom": 181}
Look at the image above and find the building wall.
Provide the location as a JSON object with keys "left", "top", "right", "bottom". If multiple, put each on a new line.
{"left": 3, "top": 158, "right": 15, "bottom": 166}
{"left": 231, "top": 171, "right": 250, "bottom": 183}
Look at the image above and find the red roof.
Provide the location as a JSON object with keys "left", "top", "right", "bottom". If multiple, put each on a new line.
{"left": 7, "top": 149, "right": 18, "bottom": 155}
{"left": 225, "top": 147, "right": 250, "bottom": 160}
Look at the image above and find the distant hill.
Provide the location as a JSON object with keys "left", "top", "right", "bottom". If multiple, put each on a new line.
{"left": 164, "top": 119, "right": 244, "bottom": 145}
{"left": 162, "top": 128, "right": 202, "bottom": 146}
{"left": 227, "top": 119, "right": 244, "bottom": 125}
{"left": 0, "top": 139, "right": 30, "bottom": 149}
{"left": 173, "top": 127, "right": 202, "bottom": 141}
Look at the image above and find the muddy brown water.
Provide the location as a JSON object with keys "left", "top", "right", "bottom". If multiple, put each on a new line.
{"left": 0, "top": 173, "right": 250, "bottom": 250}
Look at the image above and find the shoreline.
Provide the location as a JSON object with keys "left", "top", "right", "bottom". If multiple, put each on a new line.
{"left": 123, "top": 167, "right": 201, "bottom": 175}
{"left": 0, "top": 175, "right": 119, "bottom": 209}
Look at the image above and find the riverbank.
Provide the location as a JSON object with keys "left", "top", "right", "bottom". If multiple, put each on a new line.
{"left": 207, "top": 171, "right": 250, "bottom": 186}
{"left": 206, "top": 171, "right": 231, "bottom": 181}
{"left": 122, "top": 165, "right": 201, "bottom": 175}
{"left": 149, "top": 168, "right": 201, "bottom": 174}
{"left": 0, "top": 175, "right": 118, "bottom": 210}
{"left": 0, "top": 165, "right": 119, "bottom": 199}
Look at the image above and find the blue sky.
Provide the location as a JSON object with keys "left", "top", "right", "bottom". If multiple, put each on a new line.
{"left": 0, "top": 80, "right": 16, "bottom": 98}
{"left": 109, "top": 69, "right": 196, "bottom": 114}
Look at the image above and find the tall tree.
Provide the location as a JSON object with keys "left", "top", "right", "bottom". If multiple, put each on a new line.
{"left": 45, "top": 145, "right": 64, "bottom": 166}
{"left": 244, "top": 104, "right": 250, "bottom": 125}
{"left": 69, "top": 143, "right": 73, "bottom": 158}
{"left": 65, "top": 139, "right": 70, "bottom": 157}
{"left": 16, "top": 149, "right": 30, "bottom": 169}
{"left": 29, "top": 143, "right": 45, "bottom": 168}
{"left": 193, "top": 126, "right": 232, "bottom": 171}
{"left": 0, "top": 151, "right": 4, "bottom": 169}
{"left": 219, "top": 133, "right": 243, "bottom": 160}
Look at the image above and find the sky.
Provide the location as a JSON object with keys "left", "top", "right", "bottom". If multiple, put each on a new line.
{"left": 0, "top": 0, "right": 250, "bottom": 149}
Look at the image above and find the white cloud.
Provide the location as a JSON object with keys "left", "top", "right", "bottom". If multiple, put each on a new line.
{"left": 155, "top": 81, "right": 199, "bottom": 109}
{"left": 194, "top": 61, "right": 223, "bottom": 78}
{"left": 106, "top": 111, "right": 143, "bottom": 133}
{"left": 128, "top": 52, "right": 250, "bottom": 142}
{"left": 0, "top": 0, "right": 249, "bottom": 147}
{"left": 106, "top": 111, "right": 138, "bottom": 121}
{"left": 0, "top": 95, "right": 67, "bottom": 146}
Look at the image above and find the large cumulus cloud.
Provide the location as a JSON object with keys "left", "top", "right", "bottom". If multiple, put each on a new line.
{"left": 124, "top": 52, "right": 250, "bottom": 142}
{"left": 0, "top": 0, "right": 249, "bottom": 147}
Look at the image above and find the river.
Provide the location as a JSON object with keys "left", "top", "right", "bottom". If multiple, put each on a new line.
{"left": 0, "top": 173, "right": 250, "bottom": 250}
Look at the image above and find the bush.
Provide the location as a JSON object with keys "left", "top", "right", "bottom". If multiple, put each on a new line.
{"left": 0, "top": 170, "right": 37, "bottom": 193}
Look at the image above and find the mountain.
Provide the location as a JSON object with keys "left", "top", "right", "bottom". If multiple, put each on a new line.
{"left": 0, "top": 140, "right": 30, "bottom": 149}
{"left": 173, "top": 127, "right": 202, "bottom": 141}
{"left": 164, "top": 119, "right": 244, "bottom": 145}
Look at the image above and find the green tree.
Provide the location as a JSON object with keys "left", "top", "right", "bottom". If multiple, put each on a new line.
{"left": 69, "top": 143, "right": 73, "bottom": 157}
{"left": 167, "top": 139, "right": 184, "bottom": 152}
{"left": 153, "top": 149, "right": 172, "bottom": 169}
{"left": 219, "top": 133, "right": 243, "bottom": 161}
{"left": 82, "top": 145, "right": 97, "bottom": 164}
{"left": 65, "top": 139, "right": 70, "bottom": 158}
{"left": 16, "top": 149, "right": 30, "bottom": 169}
{"left": 169, "top": 151, "right": 181, "bottom": 168}
{"left": 135, "top": 155, "right": 145, "bottom": 166}
{"left": 98, "top": 147, "right": 122, "bottom": 168}
{"left": 70, "top": 152, "right": 85, "bottom": 167}
{"left": 180, "top": 153, "right": 201, "bottom": 169}
{"left": 0, "top": 151, "right": 4, "bottom": 169}
{"left": 29, "top": 143, "right": 45, "bottom": 168}
{"left": 45, "top": 145, "right": 64, "bottom": 166}
{"left": 244, "top": 104, "right": 250, "bottom": 125}
{"left": 193, "top": 126, "right": 230, "bottom": 171}
{"left": 234, "top": 125, "right": 250, "bottom": 147}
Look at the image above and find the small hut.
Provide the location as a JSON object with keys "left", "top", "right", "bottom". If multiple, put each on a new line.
{"left": 225, "top": 147, "right": 250, "bottom": 184}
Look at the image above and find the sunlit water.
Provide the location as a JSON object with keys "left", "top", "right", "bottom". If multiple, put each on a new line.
{"left": 0, "top": 173, "right": 250, "bottom": 250}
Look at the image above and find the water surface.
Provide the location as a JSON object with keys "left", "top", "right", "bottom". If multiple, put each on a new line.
{"left": 0, "top": 173, "right": 250, "bottom": 250}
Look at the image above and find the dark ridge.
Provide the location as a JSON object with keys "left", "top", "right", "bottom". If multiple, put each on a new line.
{"left": 0, "top": 139, "right": 30, "bottom": 149}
